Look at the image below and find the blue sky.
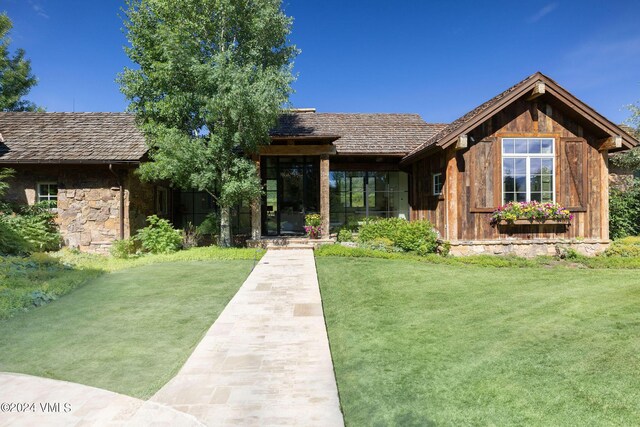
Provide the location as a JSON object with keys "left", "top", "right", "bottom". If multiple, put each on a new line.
{"left": 3, "top": 0, "right": 640, "bottom": 124}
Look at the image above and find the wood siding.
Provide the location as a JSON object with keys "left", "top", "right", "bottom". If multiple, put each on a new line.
{"left": 410, "top": 98, "right": 611, "bottom": 242}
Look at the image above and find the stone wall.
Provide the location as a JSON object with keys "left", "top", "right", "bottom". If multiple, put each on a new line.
{"left": 448, "top": 239, "right": 609, "bottom": 257}
{"left": 2, "top": 164, "right": 155, "bottom": 253}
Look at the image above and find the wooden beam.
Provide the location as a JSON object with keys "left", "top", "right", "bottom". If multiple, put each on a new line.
{"left": 259, "top": 145, "right": 336, "bottom": 156}
{"left": 319, "top": 154, "right": 330, "bottom": 238}
{"left": 527, "top": 82, "right": 546, "bottom": 100}
{"left": 598, "top": 135, "right": 622, "bottom": 151}
{"left": 456, "top": 135, "right": 468, "bottom": 150}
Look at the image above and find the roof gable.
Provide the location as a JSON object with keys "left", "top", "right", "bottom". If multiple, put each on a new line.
{"left": 402, "top": 72, "right": 639, "bottom": 164}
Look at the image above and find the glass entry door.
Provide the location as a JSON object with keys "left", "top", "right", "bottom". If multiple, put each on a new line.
{"left": 262, "top": 156, "right": 319, "bottom": 236}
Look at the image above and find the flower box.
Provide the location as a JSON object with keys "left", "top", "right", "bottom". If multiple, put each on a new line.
{"left": 496, "top": 219, "right": 570, "bottom": 226}
{"left": 490, "top": 201, "right": 573, "bottom": 227}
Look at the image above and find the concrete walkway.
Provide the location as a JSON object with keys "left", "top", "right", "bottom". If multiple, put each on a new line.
{"left": 0, "top": 372, "right": 204, "bottom": 426}
{"left": 152, "top": 249, "right": 344, "bottom": 426}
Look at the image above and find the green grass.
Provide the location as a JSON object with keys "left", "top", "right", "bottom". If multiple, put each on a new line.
{"left": 0, "top": 246, "right": 263, "bottom": 319}
{"left": 0, "top": 259, "right": 253, "bottom": 398}
{"left": 317, "top": 256, "right": 640, "bottom": 426}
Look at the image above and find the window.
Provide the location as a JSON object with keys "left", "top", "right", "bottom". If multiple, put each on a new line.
{"left": 432, "top": 173, "right": 443, "bottom": 196}
{"left": 156, "top": 187, "right": 169, "bottom": 216}
{"left": 37, "top": 182, "right": 58, "bottom": 204}
{"left": 502, "top": 138, "right": 554, "bottom": 204}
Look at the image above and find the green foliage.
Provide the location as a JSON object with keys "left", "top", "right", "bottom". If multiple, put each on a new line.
{"left": 110, "top": 238, "right": 139, "bottom": 259}
{"left": 490, "top": 201, "right": 572, "bottom": 225}
{"left": 0, "top": 202, "right": 61, "bottom": 255}
{"left": 605, "top": 237, "right": 640, "bottom": 257}
{"left": 136, "top": 215, "right": 182, "bottom": 254}
{"left": 0, "top": 14, "right": 40, "bottom": 111}
{"left": 609, "top": 180, "right": 640, "bottom": 239}
{"left": 0, "top": 167, "right": 14, "bottom": 199}
{"left": 337, "top": 228, "right": 353, "bottom": 242}
{"left": 358, "top": 218, "right": 438, "bottom": 255}
{"left": 610, "top": 102, "right": 640, "bottom": 171}
{"left": 360, "top": 237, "right": 402, "bottom": 253}
{"left": 119, "top": 0, "right": 297, "bottom": 246}
{"left": 305, "top": 214, "right": 321, "bottom": 227}
{"left": 181, "top": 222, "right": 201, "bottom": 249}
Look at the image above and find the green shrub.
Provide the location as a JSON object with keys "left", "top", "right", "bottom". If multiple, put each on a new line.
{"left": 110, "top": 238, "right": 139, "bottom": 259}
{"left": 197, "top": 212, "right": 219, "bottom": 235}
{"left": 0, "top": 217, "right": 29, "bottom": 255}
{"left": 337, "top": 228, "right": 353, "bottom": 242}
{"left": 605, "top": 237, "right": 640, "bottom": 257}
{"left": 360, "top": 237, "right": 401, "bottom": 253}
{"left": 136, "top": 215, "right": 182, "bottom": 254}
{"left": 609, "top": 181, "right": 640, "bottom": 239}
{"left": 358, "top": 218, "right": 438, "bottom": 255}
{"left": 0, "top": 202, "right": 61, "bottom": 255}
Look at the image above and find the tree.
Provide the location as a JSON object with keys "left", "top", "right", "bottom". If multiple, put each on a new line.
{"left": 610, "top": 102, "right": 640, "bottom": 171}
{"left": 119, "top": 0, "right": 297, "bottom": 246}
{"left": 0, "top": 13, "right": 39, "bottom": 112}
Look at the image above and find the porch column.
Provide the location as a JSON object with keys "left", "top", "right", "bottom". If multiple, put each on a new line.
{"left": 320, "top": 154, "right": 330, "bottom": 238}
{"left": 251, "top": 155, "right": 261, "bottom": 240}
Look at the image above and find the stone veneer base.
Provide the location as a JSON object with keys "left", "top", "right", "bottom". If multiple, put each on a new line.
{"left": 448, "top": 239, "right": 609, "bottom": 257}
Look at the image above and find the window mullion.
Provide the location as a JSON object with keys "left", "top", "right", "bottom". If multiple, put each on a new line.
{"left": 526, "top": 156, "right": 531, "bottom": 202}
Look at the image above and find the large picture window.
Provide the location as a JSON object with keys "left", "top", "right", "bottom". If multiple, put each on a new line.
{"left": 502, "top": 138, "right": 554, "bottom": 204}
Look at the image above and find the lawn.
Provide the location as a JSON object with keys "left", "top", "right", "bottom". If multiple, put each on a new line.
{"left": 0, "top": 258, "right": 254, "bottom": 398}
{"left": 316, "top": 256, "right": 640, "bottom": 426}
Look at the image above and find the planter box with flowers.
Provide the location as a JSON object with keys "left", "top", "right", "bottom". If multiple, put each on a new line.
{"left": 490, "top": 201, "right": 573, "bottom": 227}
{"left": 304, "top": 213, "right": 322, "bottom": 239}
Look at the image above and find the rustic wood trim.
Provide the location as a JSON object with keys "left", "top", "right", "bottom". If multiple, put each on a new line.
{"left": 497, "top": 219, "right": 569, "bottom": 226}
{"left": 470, "top": 208, "right": 496, "bottom": 213}
{"left": 527, "top": 82, "right": 546, "bottom": 101}
{"left": 329, "top": 162, "right": 400, "bottom": 171}
{"left": 251, "top": 157, "right": 261, "bottom": 240}
{"left": 597, "top": 135, "right": 622, "bottom": 151}
{"left": 319, "top": 154, "right": 330, "bottom": 238}
{"left": 559, "top": 137, "right": 589, "bottom": 210}
{"left": 456, "top": 135, "right": 468, "bottom": 150}
{"left": 445, "top": 147, "right": 458, "bottom": 240}
{"left": 259, "top": 145, "right": 337, "bottom": 156}
{"left": 601, "top": 152, "right": 610, "bottom": 239}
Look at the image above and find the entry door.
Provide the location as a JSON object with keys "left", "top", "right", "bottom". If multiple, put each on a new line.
{"left": 262, "top": 156, "right": 319, "bottom": 236}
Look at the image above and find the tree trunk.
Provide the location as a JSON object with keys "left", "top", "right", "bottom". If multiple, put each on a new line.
{"left": 219, "top": 206, "right": 232, "bottom": 247}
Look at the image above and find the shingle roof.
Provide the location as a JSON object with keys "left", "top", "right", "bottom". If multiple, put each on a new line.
{"left": 0, "top": 112, "right": 147, "bottom": 163}
{"left": 272, "top": 113, "right": 447, "bottom": 155}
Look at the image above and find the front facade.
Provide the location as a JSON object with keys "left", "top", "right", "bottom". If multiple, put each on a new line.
{"left": 1, "top": 73, "right": 637, "bottom": 255}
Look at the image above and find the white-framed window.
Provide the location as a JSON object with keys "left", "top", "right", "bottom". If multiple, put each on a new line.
{"left": 432, "top": 173, "right": 443, "bottom": 196}
{"left": 37, "top": 182, "right": 58, "bottom": 203}
{"left": 502, "top": 138, "right": 555, "bottom": 204}
{"left": 156, "top": 186, "right": 169, "bottom": 216}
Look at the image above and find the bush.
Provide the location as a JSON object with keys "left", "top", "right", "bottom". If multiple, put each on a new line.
{"left": 136, "top": 215, "right": 182, "bottom": 254}
{"left": 609, "top": 181, "right": 640, "bottom": 239}
{"left": 605, "top": 237, "right": 640, "bottom": 257}
{"left": 0, "top": 202, "right": 61, "bottom": 255}
{"left": 305, "top": 213, "right": 322, "bottom": 239}
{"left": 360, "top": 237, "right": 402, "bottom": 253}
{"left": 358, "top": 218, "right": 438, "bottom": 255}
{"left": 182, "top": 222, "right": 201, "bottom": 249}
{"left": 110, "top": 238, "right": 139, "bottom": 259}
{"left": 197, "top": 212, "right": 219, "bottom": 235}
{"left": 337, "top": 228, "right": 353, "bottom": 242}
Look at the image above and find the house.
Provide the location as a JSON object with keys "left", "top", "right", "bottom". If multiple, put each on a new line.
{"left": 0, "top": 72, "right": 637, "bottom": 255}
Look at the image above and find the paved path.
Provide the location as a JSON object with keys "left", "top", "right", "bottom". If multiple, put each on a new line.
{"left": 0, "top": 372, "right": 203, "bottom": 426}
{"left": 152, "top": 249, "right": 344, "bottom": 426}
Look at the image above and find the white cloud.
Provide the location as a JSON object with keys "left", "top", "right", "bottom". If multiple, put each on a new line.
{"left": 528, "top": 3, "right": 558, "bottom": 23}
{"left": 28, "top": 0, "right": 49, "bottom": 19}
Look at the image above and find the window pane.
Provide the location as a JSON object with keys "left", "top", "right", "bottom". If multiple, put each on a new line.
{"left": 350, "top": 177, "right": 365, "bottom": 208}
{"left": 529, "top": 139, "right": 541, "bottom": 153}
{"left": 541, "top": 175, "right": 552, "bottom": 192}
{"left": 541, "top": 158, "right": 553, "bottom": 174}
{"left": 514, "top": 140, "right": 528, "bottom": 153}
{"left": 515, "top": 176, "right": 526, "bottom": 192}
{"left": 504, "top": 175, "right": 514, "bottom": 192}
{"left": 530, "top": 158, "right": 541, "bottom": 175}
{"left": 541, "top": 139, "right": 553, "bottom": 154}
{"left": 530, "top": 175, "right": 541, "bottom": 192}
{"left": 516, "top": 192, "right": 527, "bottom": 202}
{"left": 504, "top": 193, "right": 515, "bottom": 203}
{"left": 503, "top": 158, "right": 515, "bottom": 176}
{"left": 530, "top": 192, "right": 542, "bottom": 202}
{"left": 542, "top": 192, "right": 554, "bottom": 202}
{"left": 515, "top": 158, "right": 526, "bottom": 174}
{"left": 503, "top": 139, "right": 514, "bottom": 154}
